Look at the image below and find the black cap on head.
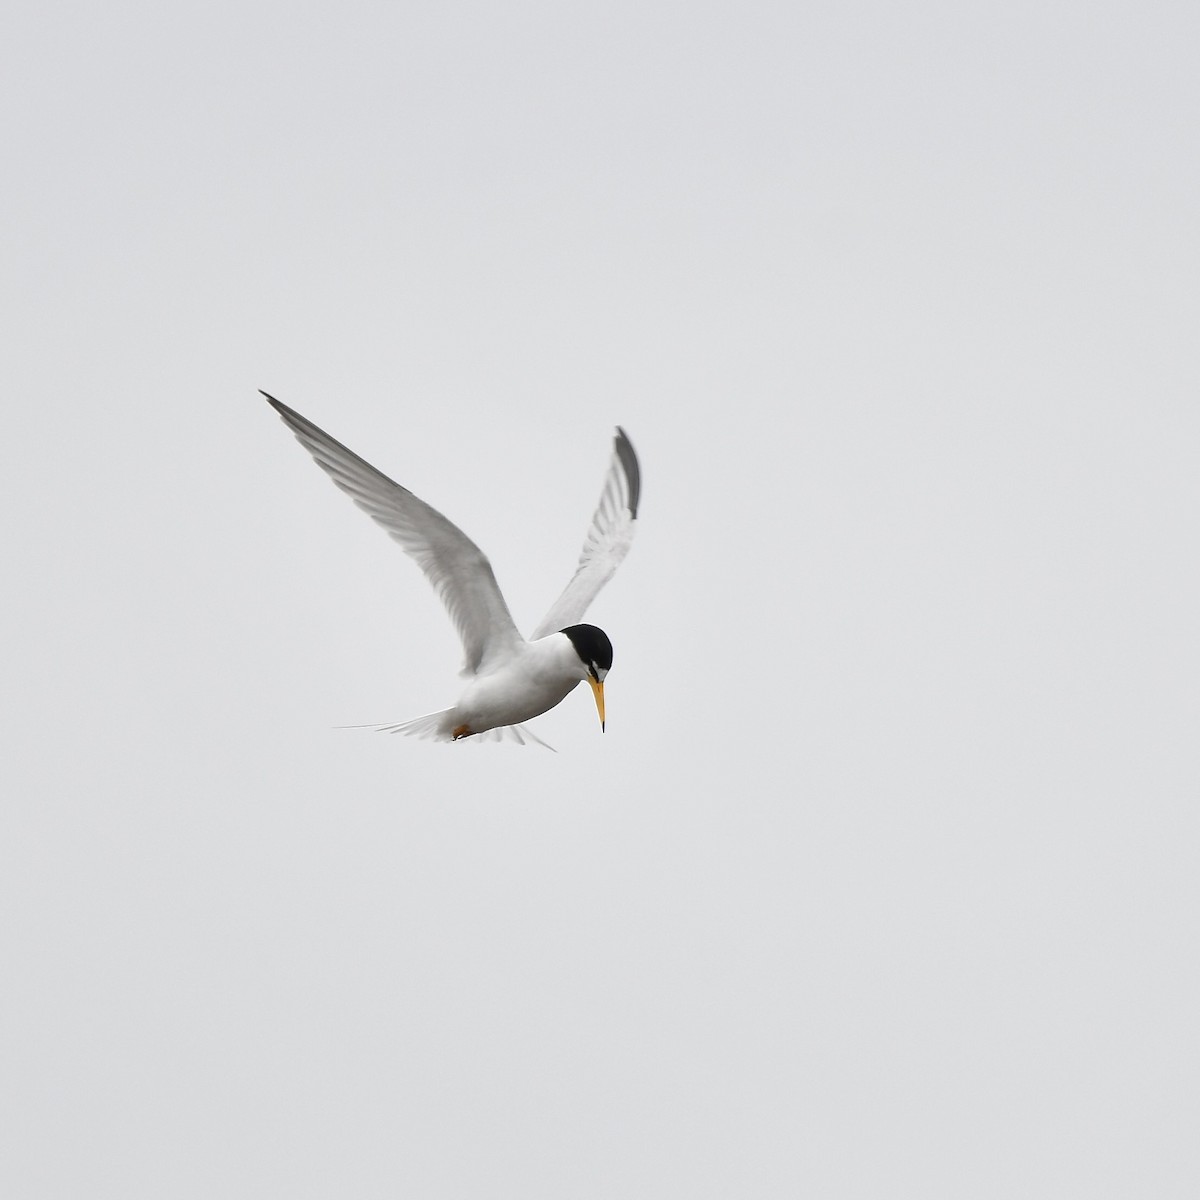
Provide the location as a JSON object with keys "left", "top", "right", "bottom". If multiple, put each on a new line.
{"left": 561, "top": 624, "right": 613, "bottom": 677}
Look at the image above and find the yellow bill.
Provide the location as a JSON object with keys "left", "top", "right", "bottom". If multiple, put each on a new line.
{"left": 586, "top": 676, "right": 606, "bottom": 732}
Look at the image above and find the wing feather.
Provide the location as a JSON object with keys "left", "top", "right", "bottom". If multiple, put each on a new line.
{"left": 261, "top": 391, "right": 523, "bottom": 674}
{"left": 530, "top": 427, "right": 641, "bottom": 640}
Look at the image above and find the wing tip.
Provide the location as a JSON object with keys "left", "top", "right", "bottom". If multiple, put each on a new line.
{"left": 613, "top": 426, "right": 641, "bottom": 519}
{"left": 259, "top": 388, "right": 290, "bottom": 418}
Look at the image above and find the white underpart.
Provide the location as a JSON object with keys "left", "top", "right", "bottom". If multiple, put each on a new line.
{"left": 376, "top": 634, "right": 587, "bottom": 748}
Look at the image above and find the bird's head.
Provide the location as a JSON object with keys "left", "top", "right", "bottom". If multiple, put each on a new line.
{"left": 561, "top": 624, "right": 612, "bottom": 731}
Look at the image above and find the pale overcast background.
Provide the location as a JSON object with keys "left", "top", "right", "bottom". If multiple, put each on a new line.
{"left": 3, "top": 0, "right": 1197, "bottom": 1196}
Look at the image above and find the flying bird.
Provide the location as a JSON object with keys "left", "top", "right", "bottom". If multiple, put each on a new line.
{"left": 260, "top": 391, "right": 640, "bottom": 748}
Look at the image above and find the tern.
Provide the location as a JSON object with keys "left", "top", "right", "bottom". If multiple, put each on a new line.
{"left": 261, "top": 391, "right": 640, "bottom": 748}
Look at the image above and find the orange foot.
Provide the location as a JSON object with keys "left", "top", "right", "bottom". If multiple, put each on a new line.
{"left": 451, "top": 724, "right": 474, "bottom": 740}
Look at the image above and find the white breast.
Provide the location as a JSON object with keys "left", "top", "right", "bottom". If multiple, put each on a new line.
{"left": 453, "top": 635, "right": 584, "bottom": 733}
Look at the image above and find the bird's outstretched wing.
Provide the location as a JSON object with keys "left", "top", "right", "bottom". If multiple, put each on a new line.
{"left": 530, "top": 427, "right": 641, "bottom": 640}
{"left": 261, "top": 391, "right": 523, "bottom": 675}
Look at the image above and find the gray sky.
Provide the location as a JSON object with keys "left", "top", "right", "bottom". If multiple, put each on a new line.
{"left": 3, "top": 0, "right": 1198, "bottom": 1195}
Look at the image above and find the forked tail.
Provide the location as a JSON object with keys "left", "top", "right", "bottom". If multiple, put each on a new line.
{"left": 370, "top": 710, "right": 556, "bottom": 751}
{"left": 374, "top": 709, "right": 454, "bottom": 741}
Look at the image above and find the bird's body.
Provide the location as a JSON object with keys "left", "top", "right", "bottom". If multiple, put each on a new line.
{"left": 399, "top": 636, "right": 589, "bottom": 741}
{"left": 260, "top": 392, "right": 640, "bottom": 748}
